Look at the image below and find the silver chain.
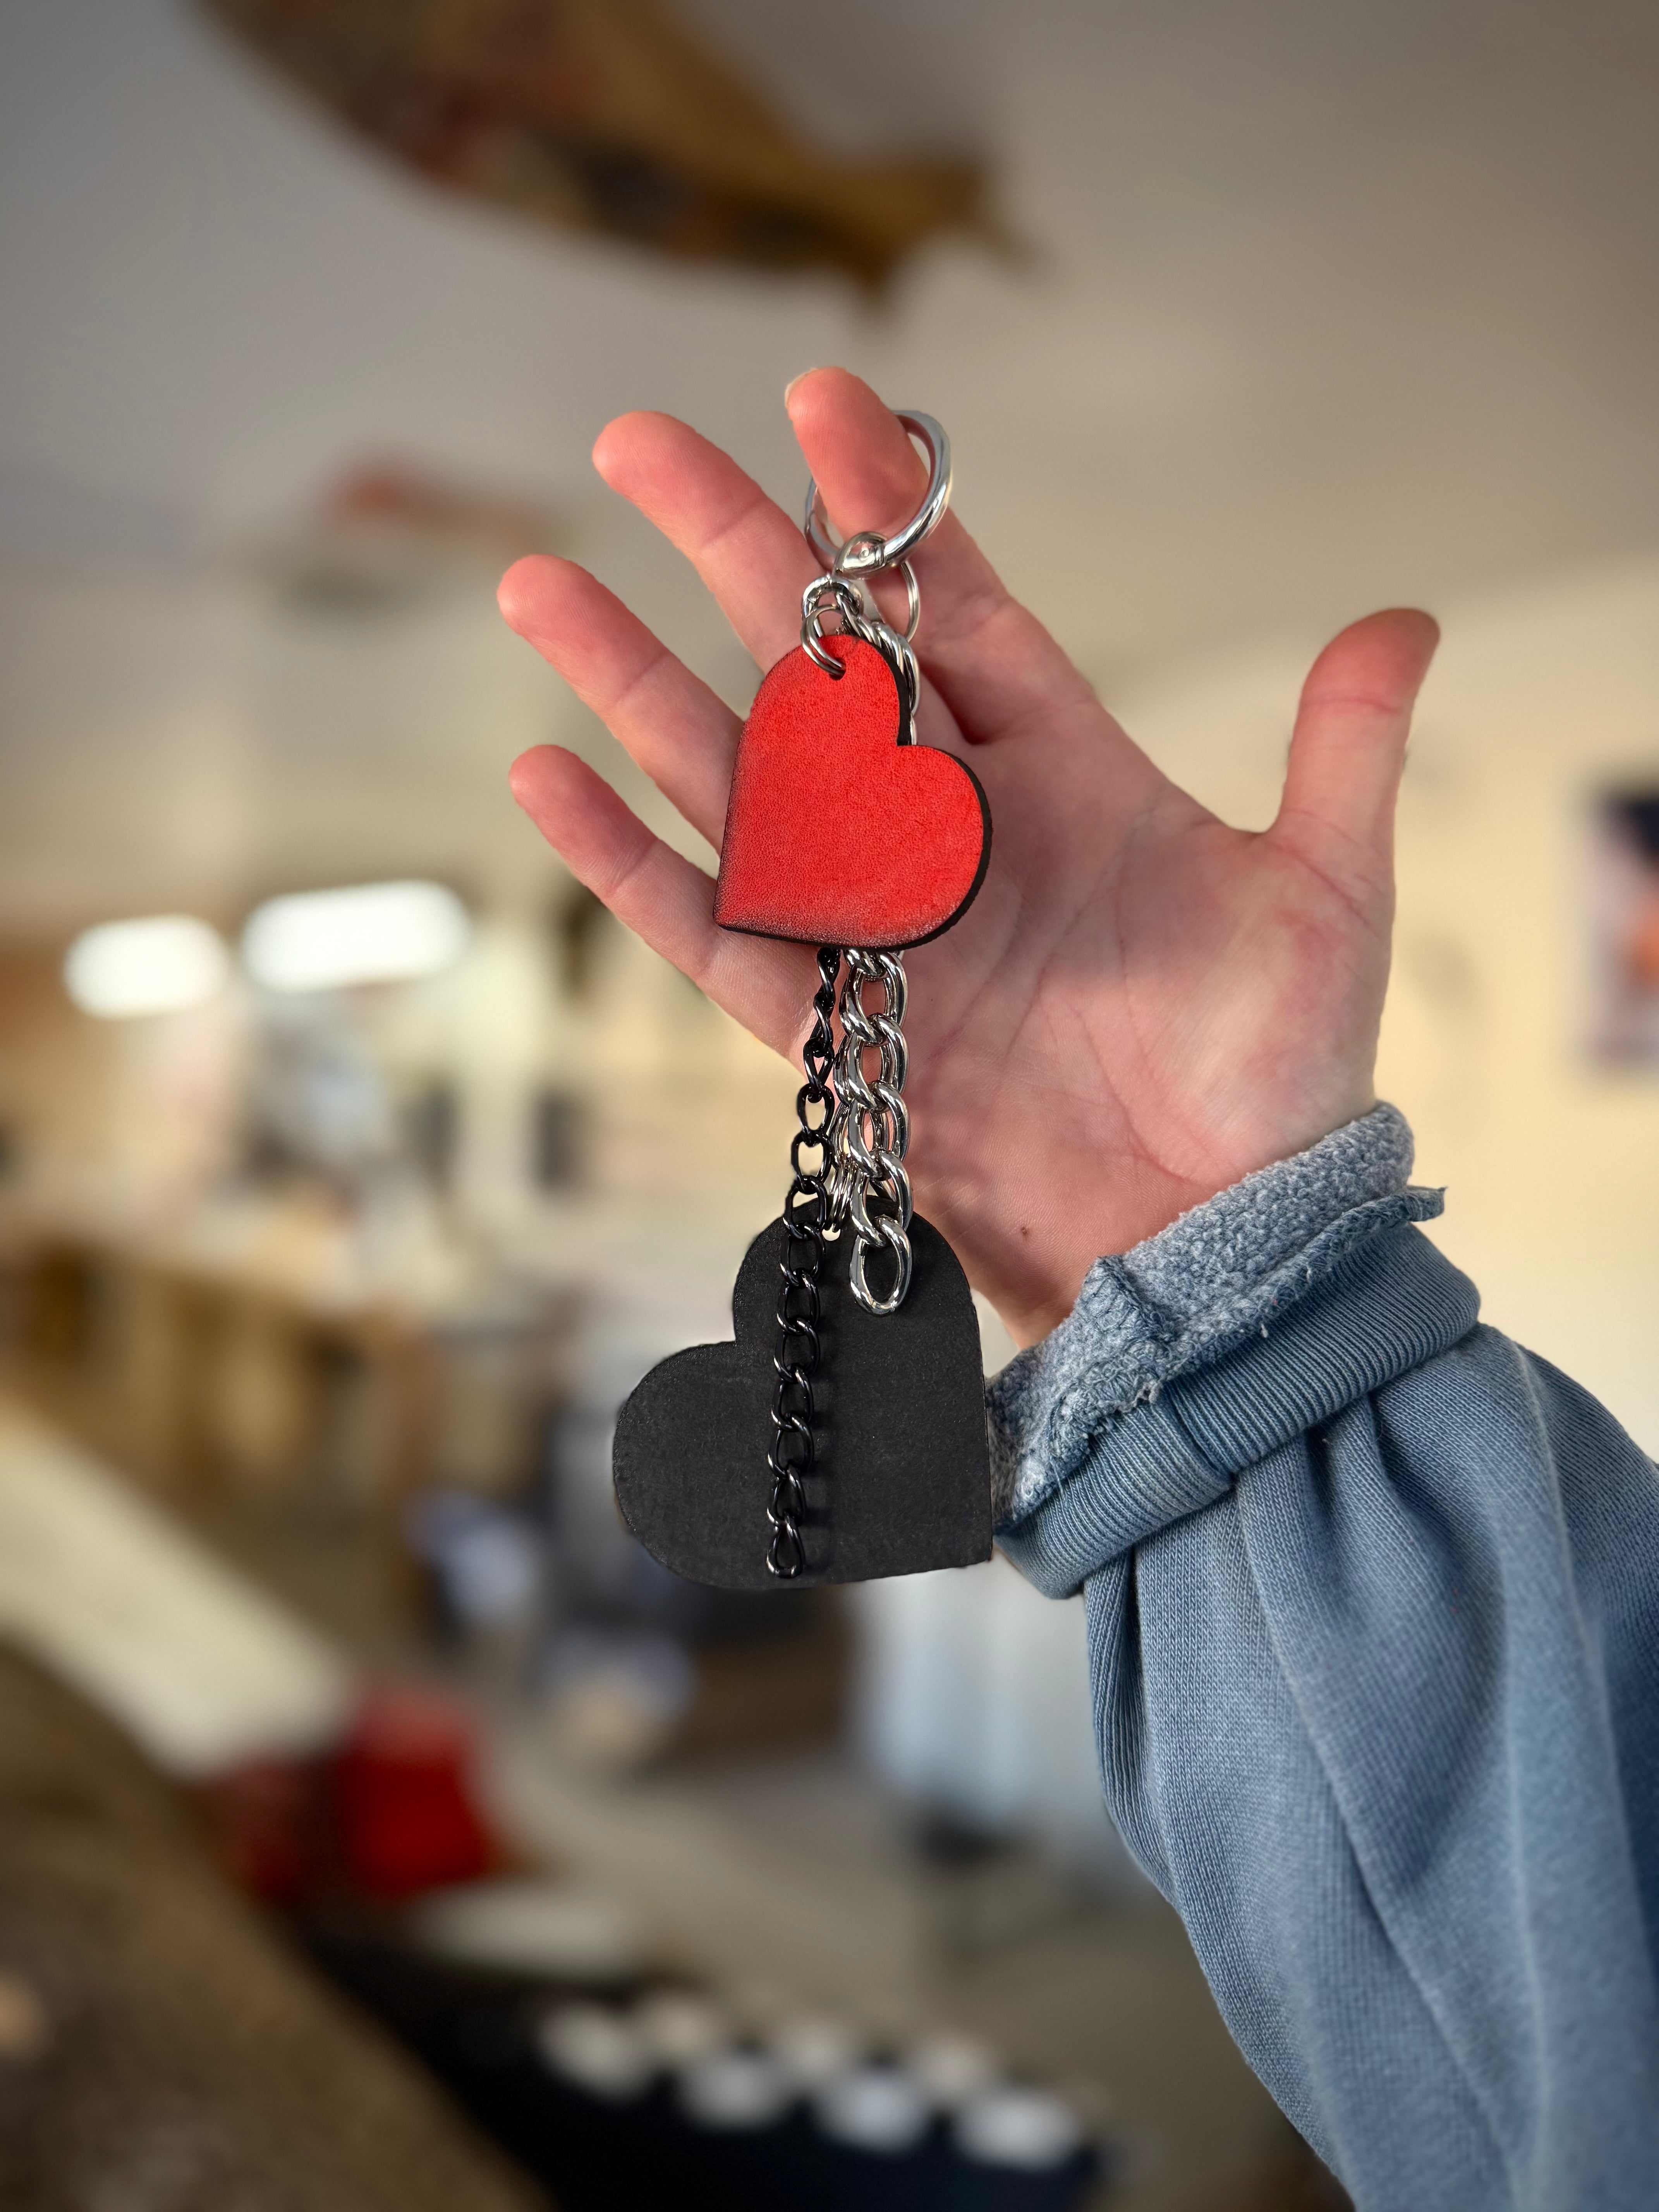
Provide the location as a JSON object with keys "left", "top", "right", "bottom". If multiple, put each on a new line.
{"left": 788, "top": 415, "right": 951, "bottom": 1331}
{"left": 829, "top": 950, "right": 912, "bottom": 1314}
{"left": 799, "top": 547, "right": 920, "bottom": 1321}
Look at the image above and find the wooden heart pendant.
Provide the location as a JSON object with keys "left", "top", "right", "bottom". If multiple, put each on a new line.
{"left": 612, "top": 1215, "right": 992, "bottom": 1591}
{"left": 713, "top": 635, "right": 990, "bottom": 950}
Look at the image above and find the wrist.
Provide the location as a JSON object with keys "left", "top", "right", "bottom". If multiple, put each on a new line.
{"left": 930, "top": 1091, "right": 1390, "bottom": 1351}
{"left": 988, "top": 1101, "right": 1432, "bottom": 1525}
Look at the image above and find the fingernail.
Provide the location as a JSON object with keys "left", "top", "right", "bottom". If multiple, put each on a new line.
{"left": 785, "top": 368, "right": 825, "bottom": 406}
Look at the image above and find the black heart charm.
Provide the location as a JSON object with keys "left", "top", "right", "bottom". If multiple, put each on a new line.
{"left": 613, "top": 1215, "right": 992, "bottom": 1591}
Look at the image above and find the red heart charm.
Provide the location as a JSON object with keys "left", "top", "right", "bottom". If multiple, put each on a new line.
{"left": 714, "top": 634, "right": 990, "bottom": 949}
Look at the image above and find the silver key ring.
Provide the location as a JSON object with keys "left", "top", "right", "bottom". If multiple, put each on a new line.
{"left": 802, "top": 410, "right": 953, "bottom": 578}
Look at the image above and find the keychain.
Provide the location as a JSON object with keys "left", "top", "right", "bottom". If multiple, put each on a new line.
{"left": 613, "top": 414, "right": 993, "bottom": 1591}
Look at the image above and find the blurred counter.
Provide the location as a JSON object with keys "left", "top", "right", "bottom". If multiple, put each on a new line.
{"left": 0, "top": 1202, "right": 577, "bottom": 1626}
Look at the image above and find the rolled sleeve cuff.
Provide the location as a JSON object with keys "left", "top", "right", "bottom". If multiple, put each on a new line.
{"left": 989, "top": 1104, "right": 1477, "bottom": 1590}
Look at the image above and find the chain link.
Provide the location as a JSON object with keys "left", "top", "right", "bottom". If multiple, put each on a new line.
{"left": 765, "top": 943, "right": 917, "bottom": 1575}
{"left": 759, "top": 420, "right": 950, "bottom": 1569}
{"left": 796, "top": 563, "right": 919, "bottom": 1324}
{"left": 830, "top": 950, "right": 913, "bottom": 1316}
{"left": 766, "top": 946, "right": 842, "bottom": 1579}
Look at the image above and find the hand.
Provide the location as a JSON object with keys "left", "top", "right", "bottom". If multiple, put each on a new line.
{"left": 501, "top": 368, "right": 1438, "bottom": 1346}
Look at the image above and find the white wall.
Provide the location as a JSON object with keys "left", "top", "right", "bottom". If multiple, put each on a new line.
{"left": 1121, "top": 554, "right": 1659, "bottom": 1452}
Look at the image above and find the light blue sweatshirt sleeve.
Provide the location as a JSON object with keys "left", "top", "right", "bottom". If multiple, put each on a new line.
{"left": 990, "top": 1106, "right": 1659, "bottom": 2210}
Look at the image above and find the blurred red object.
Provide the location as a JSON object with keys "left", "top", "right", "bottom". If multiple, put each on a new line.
{"left": 201, "top": 1686, "right": 502, "bottom": 1905}
{"left": 331, "top": 1686, "right": 500, "bottom": 1899}
{"left": 201, "top": 1756, "right": 331, "bottom": 1903}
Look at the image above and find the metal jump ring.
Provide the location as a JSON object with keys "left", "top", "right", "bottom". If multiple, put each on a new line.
{"left": 802, "top": 410, "right": 952, "bottom": 578}
{"left": 886, "top": 560, "right": 922, "bottom": 644}
{"left": 801, "top": 564, "right": 921, "bottom": 676}
{"left": 842, "top": 560, "right": 920, "bottom": 647}
{"left": 850, "top": 1216, "right": 912, "bottom": 1316}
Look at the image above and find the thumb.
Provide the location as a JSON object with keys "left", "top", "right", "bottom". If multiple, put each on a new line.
{"left": 1273, "top": 609, "right": 1440, "bottom": 872}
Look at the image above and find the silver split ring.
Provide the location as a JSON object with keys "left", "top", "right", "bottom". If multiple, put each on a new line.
{"left": 854, "top": 557, "right": 921, "bottom": 646}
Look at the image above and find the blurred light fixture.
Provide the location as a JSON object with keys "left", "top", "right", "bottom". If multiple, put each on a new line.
{"left": 242, "top": 880, "right": 470, "bottom": 993}
{"left": 64, "top": 915, "right": 230, "bottom": 1019}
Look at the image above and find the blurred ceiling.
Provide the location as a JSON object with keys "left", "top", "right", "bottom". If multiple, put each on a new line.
{"left": 2, "top": 0, "right": 1658, "bottom": 929}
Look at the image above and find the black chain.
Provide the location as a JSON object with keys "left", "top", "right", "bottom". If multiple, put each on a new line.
{"left": 766, "top": 946, "right": 842, "bottom": 1579}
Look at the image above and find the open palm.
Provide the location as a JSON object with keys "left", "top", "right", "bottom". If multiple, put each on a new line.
{"left": 502, "top": 369, "right": 1437, "bottom": 1344}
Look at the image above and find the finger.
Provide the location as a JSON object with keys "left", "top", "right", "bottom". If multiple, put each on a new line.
{"left": 1272, "top": 609, "right": 1440, "bottom": 875}
{"left": 591, "top": 406, "right": 975, "bottom": 759}
{"left": 509, "top": 744, "right": 814, "bottom": 1054}
{"left": 785, "top": 368, "right": 1099, "bottom": 744}
{"left": 499, "top": 555, "right": 737, "bottom": 847}
{"left": 591, "top": 410, "right": 819, "bottom": 674}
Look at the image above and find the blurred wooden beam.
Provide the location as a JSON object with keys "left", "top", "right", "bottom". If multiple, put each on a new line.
{"left": 202, "top": 0, "right": 994, "bottom": 292}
